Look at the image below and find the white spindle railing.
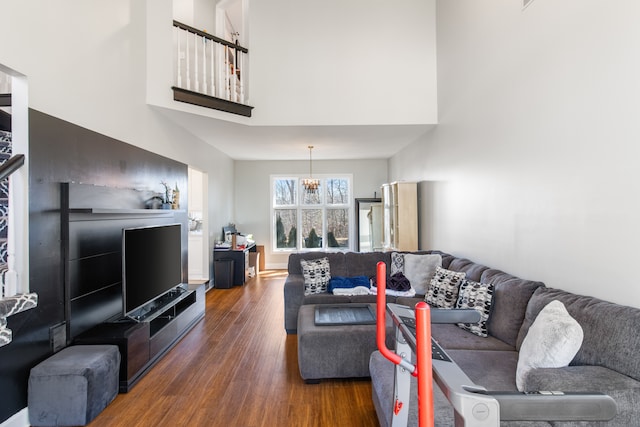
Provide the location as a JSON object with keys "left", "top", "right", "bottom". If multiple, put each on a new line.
{"left": 173, "top": 21, "right": 248, "bottom": 106}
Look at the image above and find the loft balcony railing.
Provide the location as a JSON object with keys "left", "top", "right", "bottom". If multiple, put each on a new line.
{"left": 172, "top": 21, "right": 253, "bottom": 117}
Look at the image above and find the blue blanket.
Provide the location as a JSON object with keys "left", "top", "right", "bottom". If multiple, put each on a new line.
{"left": 328, "top": 276, "right": 370, "bottom": 293}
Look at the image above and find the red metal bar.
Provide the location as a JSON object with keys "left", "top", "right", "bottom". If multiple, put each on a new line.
{"left": 375, "top": 261, "right": 403, "bottom": 366}
{"left": 415, "top": 302, "right": 435, "bottom": 427}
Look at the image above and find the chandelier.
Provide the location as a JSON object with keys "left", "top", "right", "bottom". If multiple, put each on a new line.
{"left": 302, "top": 145, "right": 320, "bottom": 194}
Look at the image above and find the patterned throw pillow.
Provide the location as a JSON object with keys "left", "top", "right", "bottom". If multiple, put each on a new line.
{"left": 425, "top": 267, "right": 466, "bottom": 308}
{"left": 455, "top": 279, "right": 494, "bottom": 337}
{"left": 390, "top": 252, "right": 404, "bottom": 275}
{"left": 301, "top": 257, "right": 331, "bottom": 295}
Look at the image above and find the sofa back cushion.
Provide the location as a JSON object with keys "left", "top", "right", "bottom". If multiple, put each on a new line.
{"left": 448, "top": 258, "right": 490, "bottom": 282}
{"left": 480, "top": 269, "right": 545, "bottom": 347}
{"left": 345, "top": 251, "right": 391, "bottom": 277}
{"left": 517, "top": 287, "right": 640, "bottom": 382}
{"left": 287, "top": 252, "right": 348, "bottom": 276}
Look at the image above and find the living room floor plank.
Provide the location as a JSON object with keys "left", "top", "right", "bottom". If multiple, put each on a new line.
{"left": 88, "top": 271, "right": 379, "bottom": 426}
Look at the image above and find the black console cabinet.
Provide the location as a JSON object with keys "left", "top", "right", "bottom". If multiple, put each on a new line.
{"left": 63, "top": 182, "right": 204, "bottom": 392}
{"left": 213, "top": 243, "right": 256, "bottom": 286}
{"left": 75, "top": 284, "right": 205, "bottom": 392}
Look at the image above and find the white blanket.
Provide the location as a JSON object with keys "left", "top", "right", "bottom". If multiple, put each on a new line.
{"left": 369, "top": 286, "right": 416, "bottom": 298}
{"left": 332, "top": 286, "right": 371, "bottom": 296}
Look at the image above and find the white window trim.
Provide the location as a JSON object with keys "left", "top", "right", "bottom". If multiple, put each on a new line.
{"left": 271, "top": 174, "right": 353, "bottom": 252}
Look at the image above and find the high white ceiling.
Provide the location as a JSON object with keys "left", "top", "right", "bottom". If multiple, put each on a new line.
{"left": 168, "top": 1, "right": 436, "bottom": 161}
{"left": 158, "top": 107, "right": 434, "bottom": 161}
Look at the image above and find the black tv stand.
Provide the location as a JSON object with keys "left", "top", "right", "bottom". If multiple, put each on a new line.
{"left": 127, "top": 285, "right": 190, "bottom": 323}
{"left": 74, "top": 283, "right": 205, "bottom": 392}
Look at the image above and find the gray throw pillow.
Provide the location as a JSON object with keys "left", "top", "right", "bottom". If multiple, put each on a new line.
{"left": 403, "top": 253, "right": 442, "bottom": 295}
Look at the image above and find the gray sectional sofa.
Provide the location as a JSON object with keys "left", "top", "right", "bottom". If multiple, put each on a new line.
{"left": 284, "top": 250, "right": 640, "bottom": 426}
{"left": 284, "top": 251, "right": 395, "bottom": 334}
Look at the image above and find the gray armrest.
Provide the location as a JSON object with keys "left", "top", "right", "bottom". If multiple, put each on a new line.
{"left": 283, "top": 275, "right": 306, "bottom": 333}
{"left": 431, "top": 308, "right": 481, "bottom": 324}
{"left": 521, "top": 365, "right": 640, "bottom": 425}
{"left": 487, "top": 391, "right": 616, "bottom": 421}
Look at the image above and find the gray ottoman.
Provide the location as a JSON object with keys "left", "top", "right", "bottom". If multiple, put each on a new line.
{"left": 297, "top": 303, "right": 393, "bottom": 383}
{"left": 28, "top": 345, "right": 121, "bottom": 426}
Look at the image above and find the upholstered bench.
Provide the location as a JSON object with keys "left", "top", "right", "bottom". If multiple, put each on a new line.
{"left": 28, "top": 345, "right": 120, "bottom": 426}
{"left": 297, "top": 303, "right": 392, "bottom": 383}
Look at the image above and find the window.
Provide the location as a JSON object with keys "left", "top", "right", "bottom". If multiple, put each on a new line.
{"left": 272, "top": 175, "right": 352, "bottom": 251}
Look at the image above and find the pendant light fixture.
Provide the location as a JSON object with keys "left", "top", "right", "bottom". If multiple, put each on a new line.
{"left": 302, "top": 145, "right": 320, "bottom": 194}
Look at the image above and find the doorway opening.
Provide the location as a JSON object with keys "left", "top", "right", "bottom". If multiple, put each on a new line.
{"left": 188, "top": 167, "right": 210, "bottom": 284}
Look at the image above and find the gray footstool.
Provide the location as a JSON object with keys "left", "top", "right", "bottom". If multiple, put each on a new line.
{"left": 28, "top": 345, "right": 121, "bottom": 426}
{"left": 297, "top": 303, "right": 393, "bottom": 382}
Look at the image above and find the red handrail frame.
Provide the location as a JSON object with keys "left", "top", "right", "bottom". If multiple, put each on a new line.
{"left": 375, "top": 261, "right": 435, "bottom": 427}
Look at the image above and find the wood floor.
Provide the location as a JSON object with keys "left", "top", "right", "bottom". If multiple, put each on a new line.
{"left": 89, "top": 271, "right": 380, "bottom": 427}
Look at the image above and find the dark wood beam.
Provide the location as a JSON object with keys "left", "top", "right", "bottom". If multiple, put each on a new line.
{"left": 0, "top": 93, "right": 11, "bottom": 107}
{"left": 172, "top": 87, "right": 254, "bottom": 118}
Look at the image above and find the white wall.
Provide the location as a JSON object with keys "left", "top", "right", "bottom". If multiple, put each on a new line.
{"left": 234, "top": 159, "right": 387, "bottom": 268}
{"left": 173, "top": 0, "right": 216, "bottom": 32}
{"left": 147, "top": 0, "right": 438, "bottom": 127}
{"left": 390, "top": 0, "right": 640, "bottom": 308}
{"left": 248, "top": 0, "right": 437, "bottom": 126}
{"left": 0, "top": 0, "right": 235, "bottom": 268}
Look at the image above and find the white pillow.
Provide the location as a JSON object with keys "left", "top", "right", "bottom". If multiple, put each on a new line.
{"left": 403, "top": 254, "right": 442, "bottom": 295}
{"left": 516, "top": 300, "right": 583, "bottom": 391}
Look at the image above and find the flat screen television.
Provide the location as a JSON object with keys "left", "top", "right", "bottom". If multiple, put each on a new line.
{"left": 122, "top": 223, "right": 183, "bottom": 317}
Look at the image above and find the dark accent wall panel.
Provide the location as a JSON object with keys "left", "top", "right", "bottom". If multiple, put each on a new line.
{"left": 0, "top": 109, "right": 189, "bottom": 423}
{"left": 69, "top": 252, "right": 121, "bottom": 299}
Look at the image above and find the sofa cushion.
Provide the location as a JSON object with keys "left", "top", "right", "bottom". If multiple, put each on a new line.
{"left": 345, "top": 251, "right": 391, "bottom": 277}
{"left": 304, "top": 293, "right": 351, "bottom": 305}
{"left": 288, "top": 252, "right": 347, "bottom": 276}
{"left": 301, "top": 257, "right": 331, "bottom": 295}
{"left": 436, "top": 251, "right": 455, "bottom": 269}
{"left": 431, "top": 324, "right": 515, "bottom": 351}
{"left": 448, "top": 258, "right": 489, "bottom": 282}
{"left": 482, "top": 271, "right": 545, "bottom": 348}
{"left": 425, "top": 267, "right": 465, "bottom": 309}
{"left": 403, "top": 253, "right": 442, "bottom": 295}
{"left": 516, "top": 300, "right": 583, "bottom": 391}
{"left": 524, "top": 365, "right": 640, "bottom": 426}
{"left": 517, "top": 287, "right": 640, "bottom": 383}
{"left": 455, "top": 279, "right": 494, "bottom": 337}
{"left": 449, "top": 349, "right": 520, "bottom": 391}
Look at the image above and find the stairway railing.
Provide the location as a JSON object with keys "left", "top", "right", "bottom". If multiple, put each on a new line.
{"left": 0, "top": 143, "right": 37, "bottom": 348}
{"left": 172, "top": 20, "right": 249, "bottom": 109}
